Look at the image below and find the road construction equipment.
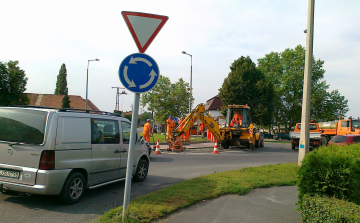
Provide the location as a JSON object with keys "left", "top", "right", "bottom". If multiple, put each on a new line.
{"left": 167, "top": 104, "right": 261, "bottom": 151}
{"left": 319, "top": 116, "right": 360, "bottom": 145}
{"left": 289, "top": 122, "right": 322, "bottom": 150}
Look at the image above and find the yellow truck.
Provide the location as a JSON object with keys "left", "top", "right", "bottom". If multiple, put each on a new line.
{"left": 168, "top": 104, "right": 262, "bottom": 151}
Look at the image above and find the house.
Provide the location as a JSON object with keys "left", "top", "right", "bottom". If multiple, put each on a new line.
{"left": 204, "top": 95, "right": 225, "bottom": 125}
{"left": 26, "top": 93, "right": 100, "bottom": 111}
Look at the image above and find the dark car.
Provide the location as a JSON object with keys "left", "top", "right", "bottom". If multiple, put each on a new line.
{"left": 328, "top": 134, "right": 360, "bottom": 146}
{"left": 274, "top": 132, "right": 290, "bottom": 140}
{"left": 263, "top": 132, "right": 274, "bottom": 139}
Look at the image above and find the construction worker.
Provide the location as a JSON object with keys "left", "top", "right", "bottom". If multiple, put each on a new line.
{"left": 199, "top": 122, "right": 205, "bottom": 138}
{"left": 142, "top": 119, "right": 152, "bottom": 143}
{"left": 166, "top": 115, "right": 175, "bottom": 140}
{"left": 230, "top": 111, "right": 242, "bottom": 127}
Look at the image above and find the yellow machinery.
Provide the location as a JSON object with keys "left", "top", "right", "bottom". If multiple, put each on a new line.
{"left": 168, "top": 104, "right": 261, "bottom": 151}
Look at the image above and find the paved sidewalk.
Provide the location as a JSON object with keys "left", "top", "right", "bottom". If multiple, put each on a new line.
{"left": 157, "top": 186, "right": 302, "bottom": 223}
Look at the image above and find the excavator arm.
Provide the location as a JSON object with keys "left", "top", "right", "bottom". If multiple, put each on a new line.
{"left": 168, "top": 104, "right": 222, "bottom": 151}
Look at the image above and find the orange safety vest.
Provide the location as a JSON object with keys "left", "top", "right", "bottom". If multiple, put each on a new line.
{"left": 199, "top": 122, "right": 204, "bottom": 131}
{"left": 143, "top": 122, "right": 151, "bottom": 132}
{"left": 167, "top": 118, "right": 175, "bottom": 129}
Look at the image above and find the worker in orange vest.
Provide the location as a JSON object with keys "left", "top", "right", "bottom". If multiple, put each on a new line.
{"left": 230, "top": 111, "right": 242, "bottom": 127}
{"left": 166, "top": 115, "right": 175, "bottom": 140}
{"left": 199, "top": 122, "right": 205, "bottom": 138}
{"left": 142, "top": 119, "right": 152, "bottom": 143}
{"left": 185, "top": 126, "right": 190, "bottom": 142}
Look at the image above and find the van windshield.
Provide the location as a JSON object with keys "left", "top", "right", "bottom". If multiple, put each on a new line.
{"left": 0, "top": 108, "right": 48, "bottom": 144}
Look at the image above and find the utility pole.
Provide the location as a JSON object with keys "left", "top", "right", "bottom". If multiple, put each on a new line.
{"left": 112, "top": 87, "right": 127, "bottom": 111}
{"left": 298, "top": 0, "right": 315, "bottom": 166}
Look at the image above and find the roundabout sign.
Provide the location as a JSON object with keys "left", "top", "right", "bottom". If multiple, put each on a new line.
{"left": 120, "top": 11, "right": 168, "bottom": 220}
{"left": 118, "top": 53, "right": 159, "bottom": 93}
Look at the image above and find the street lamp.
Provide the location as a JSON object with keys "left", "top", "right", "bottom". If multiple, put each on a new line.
{"left": 182, "top": 51, "right": 192, "bottom": 113}
{"left": 85, "top": 58, "right": 99, "bottom": 110}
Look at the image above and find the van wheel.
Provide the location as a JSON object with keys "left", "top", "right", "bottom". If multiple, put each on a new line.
{"left": 59, "top": 172, "right": 85, "bottom": 205}
{"left": 133, "top": 159, "right": 148, "bottom": 182}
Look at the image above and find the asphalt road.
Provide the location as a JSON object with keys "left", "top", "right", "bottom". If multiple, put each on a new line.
{"left": 0, "top": 142, "right": 297, "bottom": 223}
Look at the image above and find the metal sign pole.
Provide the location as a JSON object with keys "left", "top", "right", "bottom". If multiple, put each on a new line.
{"left": 122, "top": 92, "right": 140, "bottom": 220}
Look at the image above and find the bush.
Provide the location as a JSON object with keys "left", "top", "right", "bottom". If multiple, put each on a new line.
{"left": 301, "top": 194, "right": 360, "bottom": 222}
{"left": 297, "top": 144, "right": 360, "bottom": 205}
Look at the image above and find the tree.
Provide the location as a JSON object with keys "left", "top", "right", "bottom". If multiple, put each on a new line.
{"left": 138, "top": 111, "right": 152, "bottom": 125}
{"left": 218, "top": 56, "right": 274, "bottom": 127}
{"left": 311, "top": 89, "right": 349, "bottom": 121}
{"left": 124, "top": 113, "right": 132, "bottom": 121}
{"left": 55, "top": 63, "right": 68, "bottom": 95}
{"left": 140, "top": 75, "right": 192, "bottom": 124}
{"left": 0, "top": 61, "right": 29, "bottom": 106}
{"left": 61, "top": 93, "right": 71, "bottom": 109}
{"left": 257, "top": 45, "right": 349, "bottom": 130}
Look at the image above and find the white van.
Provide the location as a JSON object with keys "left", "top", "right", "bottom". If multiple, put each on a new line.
{"left": 0, "top": 106, "right": 149, "bottom": 204}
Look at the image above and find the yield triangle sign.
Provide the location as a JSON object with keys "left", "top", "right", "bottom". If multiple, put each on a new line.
{"left": 122, "top": 11, "right": 169, "bottom": 53}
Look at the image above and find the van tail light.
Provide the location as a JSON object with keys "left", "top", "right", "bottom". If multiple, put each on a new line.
{"left": 39, "top": 150, "right": 55, "bottom": 170}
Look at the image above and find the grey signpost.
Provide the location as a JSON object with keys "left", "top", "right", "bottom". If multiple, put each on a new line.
{"left": 120, "top": 11, "right": 168, "bottom": 220}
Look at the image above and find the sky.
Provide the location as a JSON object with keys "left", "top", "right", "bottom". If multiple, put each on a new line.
{"left": 1, "top": 0, "right": 360, "bottom": 118}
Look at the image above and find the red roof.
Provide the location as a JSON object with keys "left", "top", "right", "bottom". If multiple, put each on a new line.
{"left": 26, "top": 93, "right": 100, "bottom": 111}
{"left": 205, "top": 95, "right": 223, "bottom": 111}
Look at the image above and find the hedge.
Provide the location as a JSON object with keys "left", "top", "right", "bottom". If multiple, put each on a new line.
{"left": 297, "top": 144, "right": 360, "bottom": 206}
{"left": 301, "top": 194, "right": 360, "bottom": 223}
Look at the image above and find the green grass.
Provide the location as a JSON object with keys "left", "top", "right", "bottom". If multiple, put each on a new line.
{"left": 264, "top": 139, "right": 291, "bottom": 144}
{"left": 139, "top": 133, "right": 208, "bottom": 144}
{"left": 97, "top": 163, "right": 298, "bottom": 223}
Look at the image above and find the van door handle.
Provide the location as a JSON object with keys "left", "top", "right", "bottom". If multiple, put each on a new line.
{"left": 114, "top": 150, "right": 121, "bottom": 154}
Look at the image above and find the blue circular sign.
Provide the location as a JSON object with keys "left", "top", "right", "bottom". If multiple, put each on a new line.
{"left": 118, "top": 53, "right": 160, "bottom": 93}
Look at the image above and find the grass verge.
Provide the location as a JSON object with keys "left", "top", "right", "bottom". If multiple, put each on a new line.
{"left": 140, "top": 133, "right": 208, "bottom": 144}
{"left": 264, "top": 140, "right": 291, "bottom": 144}
{"left": 98, "top": 163, "right": 298, "bottom": 223}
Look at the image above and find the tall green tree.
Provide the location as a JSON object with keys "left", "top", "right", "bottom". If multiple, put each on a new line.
{"left": 140, "top": 75, "right": 192, "bottom": 124}
{"left": 55, "top": 63, "right": 68, "bottom": 95}
{"left": 0, "top": 61, "right": 29, "bottom": 106}
{"left": 61, "top": 93, "right": 71, "bottom": 109}
{"left": 219, "top": 56, "right": 274, "bottom": 127}
{"left": 257, "top": 45, "right": 348, "bottom": 130}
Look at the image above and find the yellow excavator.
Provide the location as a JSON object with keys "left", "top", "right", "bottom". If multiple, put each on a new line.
{"left": 168, "top": 104, "right": 262, "bottom": 151}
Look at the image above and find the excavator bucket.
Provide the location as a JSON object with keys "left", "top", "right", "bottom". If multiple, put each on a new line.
{"left": 167, "top": 136, "right": 186, "bottom": 152}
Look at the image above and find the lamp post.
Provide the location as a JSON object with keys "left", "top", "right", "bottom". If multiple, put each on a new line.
{"left": 85, "top": 59, "right": 99, "bottom": 110}
{"left": 182, "top": 51, "right": 192, "bottom": 113}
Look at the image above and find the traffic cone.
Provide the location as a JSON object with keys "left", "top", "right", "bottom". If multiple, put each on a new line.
{"left": 154, "top": 139, "right": 161, "bottom": 154}
{"left": 212, "top": 140, "right": 219, "bottom": 154}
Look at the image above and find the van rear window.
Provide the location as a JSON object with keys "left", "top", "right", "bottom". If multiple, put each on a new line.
{"left": 0, "top": 108, "right": 47, "bottom": 144}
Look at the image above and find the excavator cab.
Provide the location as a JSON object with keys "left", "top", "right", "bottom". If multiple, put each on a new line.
{"left": 225, "top": 105, "right": 252, "bottom": 128}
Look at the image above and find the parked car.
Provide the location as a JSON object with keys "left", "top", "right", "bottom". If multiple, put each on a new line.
{"left": 0, "top": 106, "right": 150, "bottom": 204}
{"left": 274, "top": 132, "right": 290, "bottom": 140}
{"left": 263, "top": 132, "right": 274, "bottom": 139}
{"left": 328, "top": 134, "right": 360, "bottom": 146}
